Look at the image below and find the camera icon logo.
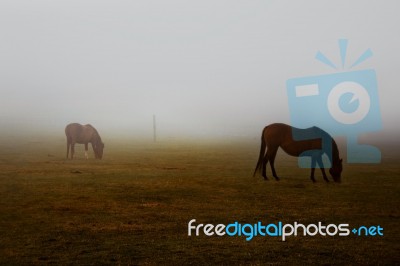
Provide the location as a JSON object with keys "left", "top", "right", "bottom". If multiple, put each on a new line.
{"left": 327, "top": 80, "right": 370, "bottom": 125}
{"left": 286, "top": 39, "right": 382, "bottom": 167}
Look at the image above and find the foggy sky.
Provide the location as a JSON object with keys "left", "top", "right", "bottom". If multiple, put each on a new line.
{"left": 0, "top": 0, "right": 399, "bottom": 139}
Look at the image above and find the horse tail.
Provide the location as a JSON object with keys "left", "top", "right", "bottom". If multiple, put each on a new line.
{"left": 253, "top": 127, "right": 267, "bottom": 177}
{"left": 65, "top": 126, "right": 71, "bottom": 159}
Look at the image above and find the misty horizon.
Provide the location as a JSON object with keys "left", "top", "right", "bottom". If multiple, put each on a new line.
{"left": 1, "top": 1, "right": 399, "bottom": 140}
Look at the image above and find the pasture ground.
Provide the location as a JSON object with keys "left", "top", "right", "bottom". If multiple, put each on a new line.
{"left": 0, "top": 135, "right": 399, "bottom": 265}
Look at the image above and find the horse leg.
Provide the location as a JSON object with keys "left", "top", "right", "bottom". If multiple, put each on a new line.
{"left": 310, "top": 156, "right": 317, "bottom": 183}
{"left": 71, "top": 142, "right": 75, "bottom": 159}
{"left": 84, "top": 143, "right": 89, "bottom": 159}
{"left": 316, "top": 156, "right": 329, "bottom": 183}
{"left": 268, "top": 147, "right": 279, "bottom": 181}
{"left": 66, "top": 140, "right": 70, "bottom": 159}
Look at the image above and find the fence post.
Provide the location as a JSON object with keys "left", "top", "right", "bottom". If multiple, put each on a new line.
{"left": 153, "top": 115, "right": 157, "bottom": 142}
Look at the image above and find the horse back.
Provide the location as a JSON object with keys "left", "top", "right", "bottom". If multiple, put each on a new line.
{"left": 65, "top": 123, "right": 97, "bottom": 144}
{"left": 262, "top": 123, "right": 292, "bottom": 145}
{"left": 263, "top": 123, "right": 330, "bottom": 156}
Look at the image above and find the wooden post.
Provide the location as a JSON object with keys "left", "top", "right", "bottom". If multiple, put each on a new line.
{"left": 153, "top": 115, "right": 157, "bottom": 142}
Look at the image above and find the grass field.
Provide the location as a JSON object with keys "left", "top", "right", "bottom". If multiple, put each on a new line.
{"left": 0, "top": 135, "right": 399, "bottom": 265}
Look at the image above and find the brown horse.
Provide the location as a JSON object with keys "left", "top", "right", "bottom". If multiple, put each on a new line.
{"left": 253, "top": 123, "right": 342, "bottom": 182}
{"left": 65, "top": 123, "right": 104, "bottom": 159}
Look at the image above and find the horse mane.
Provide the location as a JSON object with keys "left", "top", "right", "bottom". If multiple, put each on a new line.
{"left": 331, "top": 138, "right": 340, "bottom": 164}
{"left": 85, "top": 124, "right": 95, "bottom": 130}
{"left": 309, "top": 126, "right": 340, "bottom": 166}
{"left": 85, "top": 124, "right": 102, "bottom": 142}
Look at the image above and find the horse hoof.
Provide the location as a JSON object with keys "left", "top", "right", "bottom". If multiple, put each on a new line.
{"left": 274, "top": 177, "right": 280, "bottom": 181}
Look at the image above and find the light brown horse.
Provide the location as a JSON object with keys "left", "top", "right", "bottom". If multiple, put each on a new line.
{"left": 253, "top": 123, "right": 342, "bottom": 182}
{"left": 65, "top": 123, "right": 104, "bottom": 159}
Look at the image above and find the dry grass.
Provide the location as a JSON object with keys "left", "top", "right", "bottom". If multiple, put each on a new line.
{"left": 0, "top": 136, "right": 399, "bottom": 265}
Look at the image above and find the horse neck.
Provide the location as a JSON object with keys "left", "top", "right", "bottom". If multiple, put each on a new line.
{"left": 92, "top": 132, "right": 101, "bottom": 144}
{"left": 331, "top": 139, "right": 340, "bottom": 165}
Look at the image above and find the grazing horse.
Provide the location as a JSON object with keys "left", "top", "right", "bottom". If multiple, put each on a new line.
{"left": 253, "top": 123, "right": 342, "bottom": 183}
{"left": 65, "top": 123, "right": 104, "bottom": 159}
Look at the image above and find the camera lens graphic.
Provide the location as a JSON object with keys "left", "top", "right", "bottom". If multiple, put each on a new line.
{"left": 327, "top": 81, "right": 371, "bottom": 125}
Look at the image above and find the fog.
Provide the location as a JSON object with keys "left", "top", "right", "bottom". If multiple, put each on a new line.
{"left": 0, "top": 0, "right": 399, "bottom": 140}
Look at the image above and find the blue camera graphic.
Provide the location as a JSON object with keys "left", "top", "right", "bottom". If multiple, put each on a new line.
{"left": 286, "top": 40, "right": 382, "bottom": 167}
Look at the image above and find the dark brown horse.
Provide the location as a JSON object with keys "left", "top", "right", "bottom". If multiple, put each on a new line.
{"left": 65, "top": 123, "right": 104, "bottom": 159}
{"left": 253, "top": 123, "right": 342, "bottom": 182}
